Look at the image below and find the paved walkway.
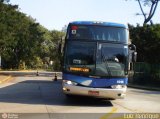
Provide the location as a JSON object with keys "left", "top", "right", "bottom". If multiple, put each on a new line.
{"left": 0, "top": 75, "right": 11, "bottom": 84}
{"left": 0, "top": 75, "right": 8, "bottom": 80}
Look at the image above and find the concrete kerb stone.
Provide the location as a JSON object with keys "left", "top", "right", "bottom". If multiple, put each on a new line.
{"left": 128, "top": 84, "right": 160, "bottom": 91}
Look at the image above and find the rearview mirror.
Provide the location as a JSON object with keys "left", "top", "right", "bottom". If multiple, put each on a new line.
{"left": 129, "top": 44, "right": 136, "bottom": 51}
{"left": 129, "top": 44, "right": 137, "bottom": 62}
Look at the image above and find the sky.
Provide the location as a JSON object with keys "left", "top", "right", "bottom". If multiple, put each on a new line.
{"left": 10, "top": 0, "right": 160, "bottom": 31}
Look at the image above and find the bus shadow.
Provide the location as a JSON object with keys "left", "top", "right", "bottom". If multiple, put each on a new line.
{"left": 64, "top": 97, "right": 113, "bottom": 107}
{"left": 0, "top": 78, "right": 113, "bottom": 107}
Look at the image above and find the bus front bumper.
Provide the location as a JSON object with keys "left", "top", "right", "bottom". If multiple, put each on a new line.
{"left": 63, "top": 84, "right": 127, "bottom": 99}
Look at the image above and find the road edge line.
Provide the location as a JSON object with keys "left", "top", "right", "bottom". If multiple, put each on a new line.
{"left": 0, "top": 75, "right": 12, "bottom": 84}
{"left": 128, "top": 84, "right": 160, "bottom": 91}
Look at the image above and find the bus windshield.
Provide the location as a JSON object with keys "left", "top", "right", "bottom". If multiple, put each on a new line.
{"left": 64, "top": 41, "right": 128, "bottom": 77}
{"left": 68, "top": 25, "right": 128, "bottom": 43}
{"left": 95, "top": 43, "right": 128, "bottom": 77}
{"left": 64, "top": 41, "right": 96, "bottom": 76}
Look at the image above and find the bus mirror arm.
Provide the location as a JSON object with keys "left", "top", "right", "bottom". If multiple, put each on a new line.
{"left": 58, "top": 37, "right": 63, "bottom": 54}
{"left": 132, "top": 51, "right": 137, "bottom": 62}
{"left": 58, "top": 43, "right": 62, "bottom": 54}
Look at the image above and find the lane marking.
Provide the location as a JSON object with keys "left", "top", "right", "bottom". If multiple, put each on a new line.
{"left": 100, "top": 106, "right": 134, "bottom": 119}
{"left": 0, "top": 75, "right": 12, "bottom": 84}
{"left": 112, "top": 102, "right": 145, "bottom": 113}
{"left": 100, "top": 100, "right": 146, "bottom": 119}
{"left": 100, "top": 107, "right": 118, "bottom": 119}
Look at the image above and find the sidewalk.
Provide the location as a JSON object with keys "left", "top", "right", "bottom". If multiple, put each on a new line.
{"left": 128, "top": 83, "right": 160, "bottom": 91}
{"left": 0, "top": 75, "right": 12, "bottom": 84}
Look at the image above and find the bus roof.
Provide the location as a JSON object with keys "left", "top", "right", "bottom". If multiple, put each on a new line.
{"left": 69, "top": 21, "right": 127, "bottom": 29}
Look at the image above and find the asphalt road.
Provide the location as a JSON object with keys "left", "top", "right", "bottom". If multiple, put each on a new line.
{"left": 0, "top": 73, "right": 160, "bottom": 119}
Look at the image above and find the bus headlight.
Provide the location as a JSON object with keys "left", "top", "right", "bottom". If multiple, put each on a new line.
{"left": 63, "top": 80, "right": 78, "bottom": 86}
{"left": 111, "top": 85, "right": 125, "bottom": 89}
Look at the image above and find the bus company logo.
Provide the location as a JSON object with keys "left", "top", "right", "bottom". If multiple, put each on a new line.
{"left": 1, "top": 113, "right": 8, "bottom": 119}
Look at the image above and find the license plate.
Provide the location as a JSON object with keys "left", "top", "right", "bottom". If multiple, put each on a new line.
{"left": 88, "top": 90, "right": 99, "bottom": 96}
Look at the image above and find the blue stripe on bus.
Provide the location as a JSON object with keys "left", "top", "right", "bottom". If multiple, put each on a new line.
{"left": 63, "top": 73, "right": 128, "bottom": 88}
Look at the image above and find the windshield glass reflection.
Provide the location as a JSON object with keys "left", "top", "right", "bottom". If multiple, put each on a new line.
{"left": 96, "top": 43, "right": 128, "bottom": 77}
{"left": 68, "top": 25, "right": 127, "bottom": 43}
{"left": 64, "top": 42, "right": 128, "bottom": 77}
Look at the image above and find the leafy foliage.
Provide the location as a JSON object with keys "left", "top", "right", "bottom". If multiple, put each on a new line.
{"left": 0, "top": 2, "right": 65, "bottom": 70}
{"left": 126, "top": 0, "right": 159, "bottom": 25}
{"left": 129, "top": 24, "right": 160, "bottom": 63}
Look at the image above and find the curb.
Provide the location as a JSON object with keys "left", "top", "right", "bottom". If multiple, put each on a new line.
{"left": 128, "top": 84, "right": 160, "bottom": 91}
{"left": 0, "top": 75, "right": 12, "bottom": 84}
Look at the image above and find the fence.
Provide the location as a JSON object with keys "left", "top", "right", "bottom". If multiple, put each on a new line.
{"left": 129, "top": 62, "right": 160, "bottom": 86}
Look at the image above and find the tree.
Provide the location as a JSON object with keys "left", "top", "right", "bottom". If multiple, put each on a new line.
{"left": 127, "top": 0, "right": 159, "bottom": 25}
{"left": 0, "top": 1, "right": 65, "bottom": 70}
{"left": 0, "top": 2, "right": 45, "bottom": 69}
{"left": 0, "top": 0, "right": 10, "bottom": 3}
{"left": 129, "top": 24, "right": 160, "bottom": 63}
{"left": 50, "top": 30, "right": 65, "bottom": 70}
